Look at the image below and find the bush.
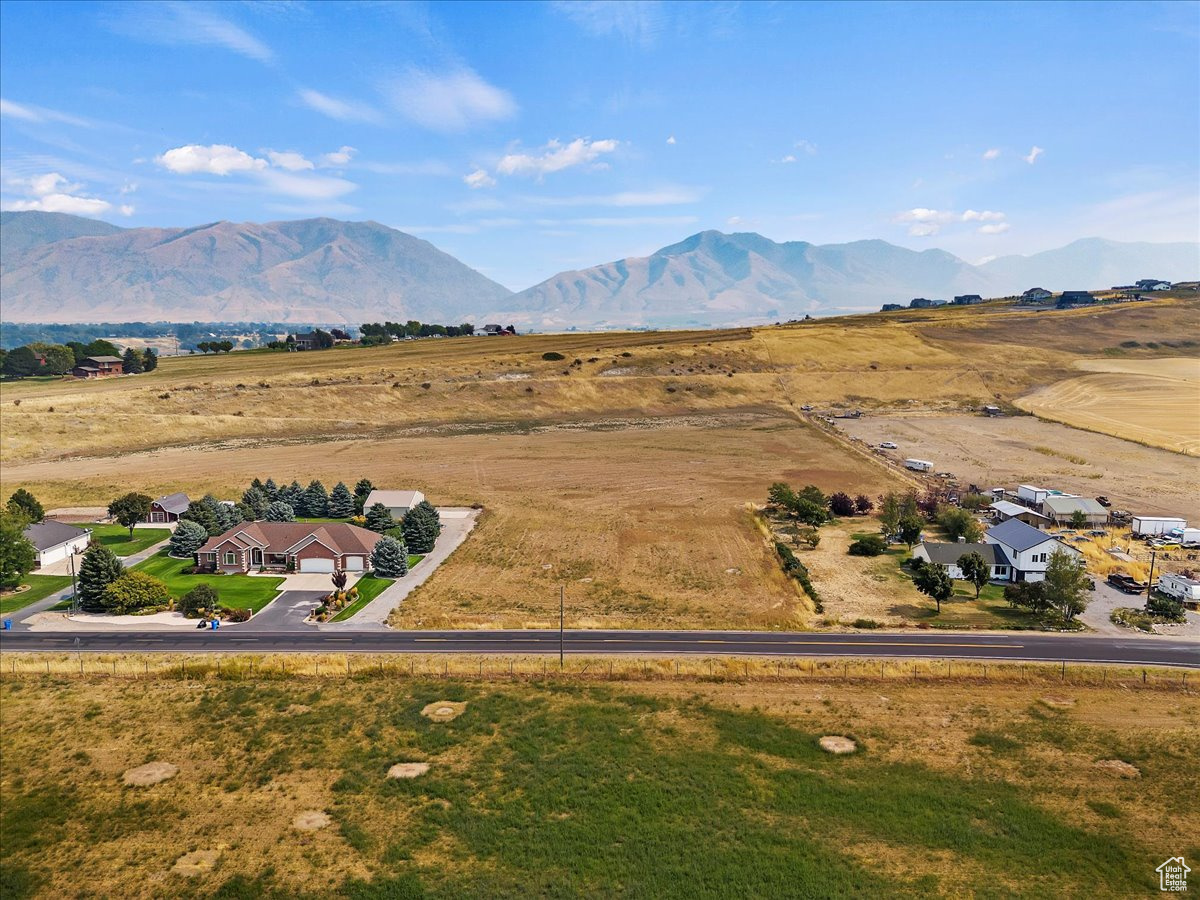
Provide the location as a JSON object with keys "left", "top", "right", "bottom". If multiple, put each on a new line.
{"left": 848, "top": 535, "right": 888, "bottom": 557}
{"left": 851, "top": 618, "right": 881, "bottom": 629}
{"left": 223, "top": 608, "right": 252, "bottom": 623}
{"left": 178, "top": 583, "right": 218, "bottom": 618}
{"left": 829, "top": 492, "right": 856, "bottom": 517}
{"left": 775, "top": 540, "right": 821, "bottom": 611}
{"left": 542, "top": 351, "right": 565, "bottom": 361}
{"left": 1146, "top": 592, "right": 1186, "bottom": 622}
{"left": 101, "top": 571, "right": 170, "bottom": 615}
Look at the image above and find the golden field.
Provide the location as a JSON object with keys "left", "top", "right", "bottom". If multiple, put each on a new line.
{"left": 1017, "top": 357, "right": 1200, "bottom": 455}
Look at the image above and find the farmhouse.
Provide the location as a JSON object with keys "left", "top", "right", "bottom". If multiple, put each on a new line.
{"left": 364, "top": 489, "right": 425, "bottom": 519}
{"left": 72, "top": 355, "right": 123, "bottom": 378}
{"left": 984, "top": 519, "right": 1081, "bottom": 582}
{"left": 289, "top": 332, "right": 324, "bottom": 351}
{"left": 908, "top": 298, "right": 935, "bottom": 308}
{"left": 1136, "top": 279, "right": 1171, "bottom": 291}
{"left": 1057, "top": 291, "right": 1096, "bottom": 306}
{"left": 1020, "top": 287, "right": 1052, "bottom": 303}
{"left": 911, "top": 541, "right": 1011, "bottom": 581}
{"left": 146, "top": 492, "right": 189, "bottom": 524}
{"left": 23, "top": 520, "right": 91, "bottom": 568}
{"left": 953, "top": 294, "right": 984, "bottom": 305}
{"left": 195, "top": 522, "right": 383, "bottom": 574}
{"left": 989, "top": 500, "right": 1050, "bottom": 529}
{"left": 1041, "top": 495, "right": 1108, "bottom": 526}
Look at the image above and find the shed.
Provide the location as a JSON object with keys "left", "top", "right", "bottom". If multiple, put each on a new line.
{"left": 364, "top": 489, "right": 426, "bottom": 520}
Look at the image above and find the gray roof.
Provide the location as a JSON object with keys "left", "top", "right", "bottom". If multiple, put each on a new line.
{"left": 153, "top": 492, "right": 190, "bottom": 514}
{"left": 990, "top": 500, "right": 1049, "bottom": 520}
{"left": 918, "top": 542, "right": 1010, "bottom": 567}
{"left": 85, "top": 355, "right": 123, "bottom": 363}
{"left": 23, "top": 520, "right": 90, "bottom": 551}
{"left": 1042, "top": 495, "right": 1107, "bottom": 516}
{"left": 986, "top": 518, "right": 1057, "bottom": 552}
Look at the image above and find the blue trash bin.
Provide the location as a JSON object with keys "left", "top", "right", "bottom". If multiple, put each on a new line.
{"left": 211, "top": 619, "right": 220, "bottom": 630}
{"left": 2, "top": 619, "right": 11, "bottom": 630}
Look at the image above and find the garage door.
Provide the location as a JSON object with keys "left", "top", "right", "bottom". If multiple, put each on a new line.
{"left": 299, "top": 557, "right": 335, "bottom": 573}
{"left": 344, "top": 556, "right": 365, "bottom": 571}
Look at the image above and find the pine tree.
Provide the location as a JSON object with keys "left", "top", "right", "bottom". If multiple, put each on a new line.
{"left": 354, "top": 478, "right": 374, "bottom": 514}
{"left": 328, "top": 481, "right": 356, "bottom": 518}
{"left": 412, "top": 500, "right": 442, "bottom": 535}
{"left": 121, "top": 347, "right": 144, "bottom": 374}
{"left": 304, "top": 480, "right": 329, "bottom": 517}
{"left": 142, "top": 347, "right": 158, "bottom": 372}
{"left": 169, "top": 520, "right": 208, "bottom": 557}
{"left": 263, "top": 478, "right": 279, "bottom": 500}
{"left": 283, "top": 481, "right": 305, "bottom": 514}
{"left": 180, "top": 500, "right": 220, "bottom": 537}
{"left": 241, "top": 486, "right": 269, "bottom": 519}
{"left": 365, "top": 502, "right": 395, "bottom": 533}
{"left": 370, "top": 535, "right": 409, "bottom": 578}
{"left": 264, "top": 501, "right": 295, "bottom": 522}
{"left": 402, "top": 506, "right": 439, "bottom": 553}
{"left": 78, "top": 544, "right": 124, "bottom": 612}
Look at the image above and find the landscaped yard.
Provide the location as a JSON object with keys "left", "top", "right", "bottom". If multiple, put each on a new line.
{"left": 132, "top": 551, "right": 283, "bottom": 613}
{"left": 0, "top": 575, "right": 73, "bottom": 615}
{"left": 82, "top": 523, "right": 172, "bottom": 557}
{"left": 330, "top": 574, "right": 395, "bottom": 622}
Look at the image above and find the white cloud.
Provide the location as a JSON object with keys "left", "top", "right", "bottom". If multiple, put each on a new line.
{"left": 793, "top": 139, "right": 817, "bottom": 155}
{"left": 298, "top": 89, "right": 382, "bottom": 124}
{"left": 1024, "top": 145, "right": 1044, "bottom": 164}
{"left": 156, "top": 144, "right": 267, "bottom": 175}
{"left": 319, "top": 146, "right": 357, "bottom": 167}
{"left": 3, "top": 171, "right": 114, "bottom": 216}
{"left": 895, "top": 207, "right": 1007, "bottom": 236}
{"left": 982, "top": 148, "right": 1001, "bottom": 161}
{"left": 727, "top": 215, "right": 743, "bottom": 226}
{"left": 0, "top": 97, "right": 90, "bottom": 127}
{"left": 497, "top": 138, "right": 619, "bottom": 177}
{"left": 266, "top": 150, "right": 314, "bottom": 172}
{"left": 256, "top": 169, "right": 357, "bottom": 200}
{"left": 552, "top": 1, "right": 667, "bottom": 48}
{"left": 978, "top": 222, "right": 1011, "bottom": 234}
{"left": 526, "top": 186, "right": 703, "bottom": 207}
{"left": 107, "top": 2, "right": 274, "bottom": 63}
{"left": 778, "top": 155, "right": 798, "bottom": 164}
{"left": 119, "top": 204, "right": 135, "bottom": 217}
{"left": 463, "top": 168, "right": 496, "bottom": 189}
{"left": 385, "top": 67, "right": 516, "bottom": 132}
{"left": 666, "top": 135, "right": 676, "bottom": 145}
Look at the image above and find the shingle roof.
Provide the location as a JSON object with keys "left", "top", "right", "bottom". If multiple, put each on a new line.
{"left": 23, "top": 520, "right": 90, "bottom": 551}
{"left": 153, "top": 492, "right": 190, "bottom": 515}
{"left": 917, "top": 542, "right": 1010, "bottom": 567}
{"left": 986, "top": 518, "right": 1057, "bottom": 552}
{"left": 196, "top": 521, "right": 383, "bottom": 557}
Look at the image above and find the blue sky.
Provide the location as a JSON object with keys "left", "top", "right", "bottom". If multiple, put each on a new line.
{"left": 1, "top": 0, "right": 1196, "bottom": 290}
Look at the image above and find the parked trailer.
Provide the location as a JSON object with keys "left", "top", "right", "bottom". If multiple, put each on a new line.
{"left": 904, "top": 458, "right": 934, "bottom": 472}
{"left": 1157, "top": 572, "right": 1200, "bottom": 608}
{"left": 1131, "top": 516, "right": 1188, "bottom": 537}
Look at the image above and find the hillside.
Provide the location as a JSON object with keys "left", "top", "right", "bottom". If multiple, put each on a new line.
{"left": 500, "top": 231, "right": 1198, "bottom": 328}
{"left": 0, "top": 213, "right": 513, "bottom": 324}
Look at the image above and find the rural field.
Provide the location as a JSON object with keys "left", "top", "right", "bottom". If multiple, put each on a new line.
{"left": 1, "top": 297, "right": 1197, "bottom": 629}
{"left": 0, "top": 665, "right": 1195, "bottom": 899}
{"left": 1017, "top": 357, "right": 1200, "bottom": 455}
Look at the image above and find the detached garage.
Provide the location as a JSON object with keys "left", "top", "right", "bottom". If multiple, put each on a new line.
{"left": 24, "top": 520, "right": 92, "bottom": 568}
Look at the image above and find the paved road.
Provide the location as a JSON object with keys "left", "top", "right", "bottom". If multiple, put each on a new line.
{"left": 2, "top": 629, "right": 1197, "bottom": 667}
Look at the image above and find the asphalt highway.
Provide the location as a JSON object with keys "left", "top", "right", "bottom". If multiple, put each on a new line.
{"left": 1, "top": 629, "right": 1198, "bottom": 667}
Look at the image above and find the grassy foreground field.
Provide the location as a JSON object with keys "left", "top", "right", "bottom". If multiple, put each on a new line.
{"left": 0, "top": 665, "right": 1195, "bottom": 898}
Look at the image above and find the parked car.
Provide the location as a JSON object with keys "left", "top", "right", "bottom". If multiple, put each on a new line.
{"left": 880, "top": 441, "right": 897, "bottom": 449}
{"left": 1088, "top": 530, "right": 1107, "bottom": 537}
{"left": 1095, "top": 496, "right": 1111, "bottom": 507}
{"left": 1150, "top": 540, "right": 1181, "bottom": 550}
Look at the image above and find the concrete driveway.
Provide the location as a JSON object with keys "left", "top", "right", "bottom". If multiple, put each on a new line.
{"left": 260, "top": 572, "right": 358, "bottom": 592}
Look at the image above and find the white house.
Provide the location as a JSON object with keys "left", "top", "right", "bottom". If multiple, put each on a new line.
{"left": 911, "top": 541, "right": 1012, "bottom": 581}
{"left": 989, "top": 500, "right": 1051, "bottom": 529}
{"left": 984, "top": 519, "right": 1082, "bottom": 582}
{"left": 23, "top": 520, "right": 92, "bottom": 568}
{"left": 364, "top": 489, "right": 425, "bottom": 519}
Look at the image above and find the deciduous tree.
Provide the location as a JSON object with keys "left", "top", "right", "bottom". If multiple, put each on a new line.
{"left": 0, "top": 511, "right": 37, "bottom": 590}
{"left": 957, "top": 551, "right": 989, "bottom": 598}
{"left": 829, "top": 492, "right": 856, "bottom": 517}
{"left": 854, "top": 495, "right": 874, "bottom": 515}
{"left": 913, "top": 564, "right": 953, "bottom": 613}
{"left": 1044, "top": 550, "right": 1091, "bottom": 622}
{"left": 7, "top": 489, "right": 44, "bottom": 522}
{"left": 108, "top": 492, "right": 153, "bottom": 537}
{"left": 898, "top": 514, "right": 924, "bottom": 549}
{"left": 178, "top": 583, "right": 218, "bottom": 618}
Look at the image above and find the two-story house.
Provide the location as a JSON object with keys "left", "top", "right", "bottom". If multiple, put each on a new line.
{"left": 983, "top": 519, "right": 1081, "bottom": 582}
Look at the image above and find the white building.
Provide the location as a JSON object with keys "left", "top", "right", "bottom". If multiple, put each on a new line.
{"left": 1041, "top": 495, "right": 1109, "bottom": 526}
{"left": 911, "top": 541, "right": 1011, "bottom": 581}
{"left": 983, "top": 519, "right": 1082, "bottom": 583}
{"left": 1131, "top": 516, "right": 1187, "bottom": 537}
{"left": 23, "top": 520, "right": 92, "bottom": 568}
{"left": 363, "top": 489, "right": 426, "bottom": 520}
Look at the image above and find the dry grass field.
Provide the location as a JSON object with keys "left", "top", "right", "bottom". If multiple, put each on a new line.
{"left": 1, "top": 666, "right": 1195, "bottom": 898}
{"left": 1017, "top": 357, "right": 1200, "bottom": 455}
{"left": 1, "top": 298, "right": 1196, "bottom": 630}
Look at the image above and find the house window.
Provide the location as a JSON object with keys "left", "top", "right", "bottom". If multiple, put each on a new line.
{"left": 995, "top": 566, "right": 1008, "bottom": 577}
{"left": 223, "top": 551, "right": 237, "bottom": 565}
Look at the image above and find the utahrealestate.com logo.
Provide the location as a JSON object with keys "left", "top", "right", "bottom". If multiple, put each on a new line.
{"left": 1158, "top": 857, "right": 1190, "bottom": 892}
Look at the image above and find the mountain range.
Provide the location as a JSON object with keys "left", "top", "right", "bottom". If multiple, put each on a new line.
{"left": 1, "top": 211, "right": 1195, "bottom": 327}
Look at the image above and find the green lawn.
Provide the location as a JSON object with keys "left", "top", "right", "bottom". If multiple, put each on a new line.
{"left": 330, "top": 575, "right": 395, "bottom": 622}
{"left": 82, "top": 523, "right": 171, "bottom": 557}
{"left": 131, "top": 551, "right": 283, "bottom": 613}
{"left": 0, "top": 576, "right": 73, "bottom": 615}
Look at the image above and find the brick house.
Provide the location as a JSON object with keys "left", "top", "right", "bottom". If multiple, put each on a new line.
{"left": 195, "top": 522, "right": 384, "bottom": 574}
{"left": 72, "top": 355, "right": 124, "bottom": 378}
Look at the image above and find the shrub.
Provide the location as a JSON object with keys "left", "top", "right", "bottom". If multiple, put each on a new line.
{"left": 829, "top": 492, "right": 856, "bottom": 517}
{"left": 848, "top": 535, "right": 888, "bottom": 557}
{"left": 101, "top": 571, "right": 170, "bottom": 615}
{"left": 223, "top": 608, "right": 252, "bottom": 623}
{"left": 851, "top": 618, "right": 881, "bottom": 629}
{"left": 178, "top": 583, "right": 218, "bottom": 618}
{"left": 775, "top": 540, "right": 821, "bottom": 611}
{"left": 542, "top": 351, "right": 565, "bottom": 361}
{"left": 1146, "top": 592, "right": 1186, "bottom": 622}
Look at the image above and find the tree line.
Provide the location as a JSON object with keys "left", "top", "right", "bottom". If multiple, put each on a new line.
{"left": 1, "top": 340, "right": 158, "bottom": 378}
{"left": 359, "top": 320, "right": 476, "bottom": 345}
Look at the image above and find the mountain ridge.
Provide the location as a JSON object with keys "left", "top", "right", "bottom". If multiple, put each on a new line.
{"left": 1, "top": 211, "right": 1195, "bottom": 326}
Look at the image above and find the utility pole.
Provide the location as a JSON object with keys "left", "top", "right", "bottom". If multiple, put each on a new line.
{"left": 69, "top": 554, "right": 78, "bottom": 614}
{"left": 1145, "top": 549, "right": 1157, "bottom": 609}
{"left": 559, "top": 584, "right": 565, "bottom": 669}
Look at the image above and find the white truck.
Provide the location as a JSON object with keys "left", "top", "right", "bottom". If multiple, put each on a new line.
{"left": 1131, "top": 516, "right": 1188, "bottom": 537}
{"left": 905, "top": 458, "right": 933, "bottom": 472}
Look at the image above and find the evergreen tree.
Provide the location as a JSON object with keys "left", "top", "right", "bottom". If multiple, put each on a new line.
{"left": 168, "top": 520, "right": 209, "bottom": 557}
{"left": 412, "top": 500, "right": 442, "bottom": 534}
{"left": 0, "top": 511, "right": 37, "bottom": 590}
{"left": 180, "top": 499, "right": 220, "bottom": 536}
{"left": 282, "top": 481, "right": 305, "bottom": 514}
{"left": 328, "top": 481, "right": 356, "bottom": 518}
{"left": 365, "top": 502, "right": 395, "bottom": 533}
{"left": 354, "top": 478, "right": 374, "bottom": 514}
{"left": 304, "top": 480, "right": 329, "bottom": 517}
{"left": 370, "top": 535, "right": 409, "bottom": 577}
{"left": 263, "top": 478, "right": 279, "bottom": 500}
{"left": 142, "top": 347, "right": 158, "bottom": 372}
{"left": 241, "top": 486, "right": 269, "bottom": 519}
{"left": 250, "top": 477, "right": 266, "bottom": 494}
{"left": 78, "top": 544, "right": 124, "bottom": 612}
{"left": 121, "top": 347, "right": 144, "bottom": 374}
{"left": 264, "top": 501, "right": 295, "bottom": 522}
{"left": 402, "top": 505, "right": 439, "bottom": 553}
{"left": 7, "top": 488, "right": 45, "bottom": 522}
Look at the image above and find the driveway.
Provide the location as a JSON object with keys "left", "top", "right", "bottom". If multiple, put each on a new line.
{"left": 240, "top": 591, "right": 328, "bottom": 632}
{"left": 321, "top": 508, "right": 479, "bottom": 628}
{"left": 1079, "top": 579, "right": 1200, "bottom": 637}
